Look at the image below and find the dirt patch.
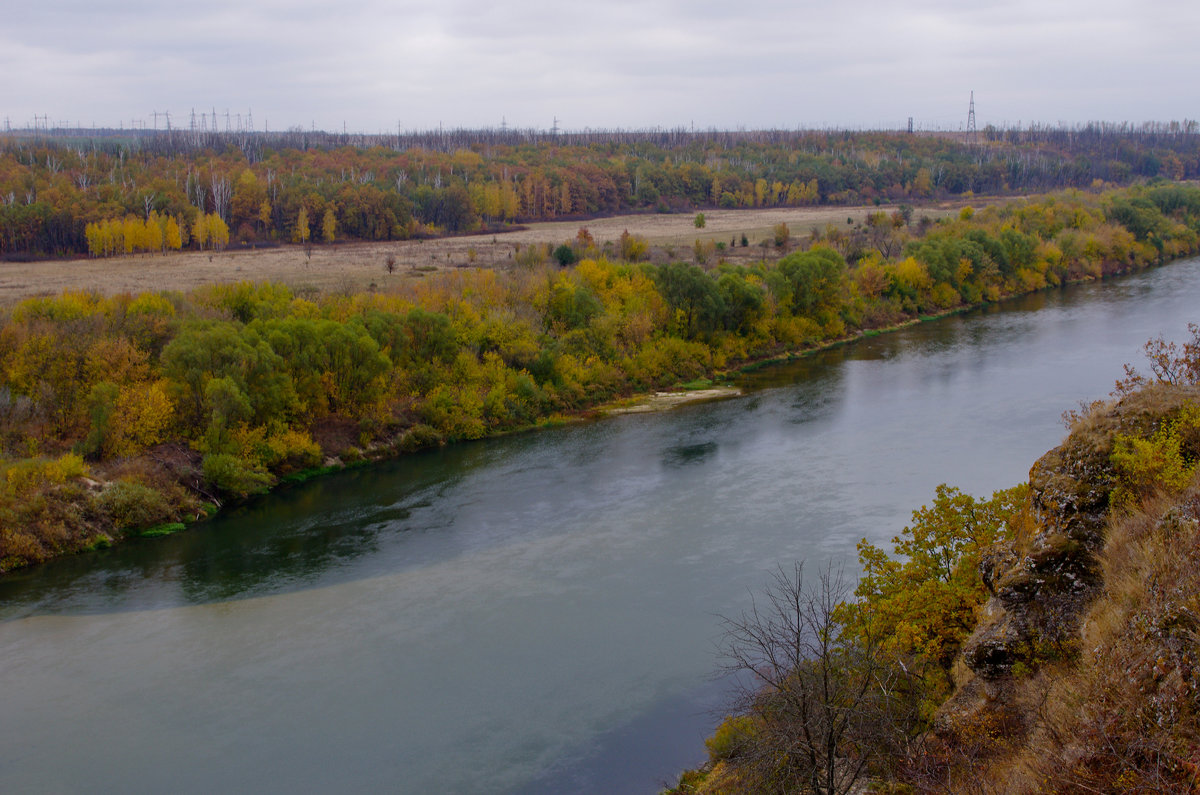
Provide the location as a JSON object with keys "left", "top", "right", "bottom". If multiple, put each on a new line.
{"left": 0, "top": 202, "right": 979, "bottom": 306}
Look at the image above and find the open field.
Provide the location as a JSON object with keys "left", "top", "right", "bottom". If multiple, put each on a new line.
{"left": 0, "top": 202, "right": 978, "bottom": 305}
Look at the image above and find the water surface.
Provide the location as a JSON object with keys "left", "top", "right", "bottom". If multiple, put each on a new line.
{"left": 3, "top": 260, "right": 1199, "bottom": 793}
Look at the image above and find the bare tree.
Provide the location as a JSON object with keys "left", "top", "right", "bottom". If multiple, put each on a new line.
{"left": 210, "top": 172, "right": 231, "bottom": 223}
{"left": 718, "top": 562, "right": 923, "bottom": 795}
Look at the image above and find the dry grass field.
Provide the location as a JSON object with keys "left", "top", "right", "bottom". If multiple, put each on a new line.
{"left": 0, "top": 202, "right": 975, "bottom": 305}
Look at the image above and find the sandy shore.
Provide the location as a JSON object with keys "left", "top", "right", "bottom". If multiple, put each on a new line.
{"left": 602, "top": 386, "right": 743, "bottom": 414}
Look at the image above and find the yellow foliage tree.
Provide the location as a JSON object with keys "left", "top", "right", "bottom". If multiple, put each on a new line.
{"left": 105, "top": 380, "right": 175, "bottom": 458}
{"left": 207, "top": 213, "right": 230, "bottom": 251}
{"left": 293, "top": 207, "right": 311, "bottom": 244}
{"left": 321, "top": 208, "right": 336, "bottom": 243}
{"left": 193, "top": 214, "right": 210, "bottom": 250}
{"left": 164, "top": 216, "right": 183, "bottom": 251}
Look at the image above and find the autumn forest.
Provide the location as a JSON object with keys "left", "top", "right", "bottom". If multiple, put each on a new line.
{"left": 3, "top": 124, "right": 1200, "bottom": 259}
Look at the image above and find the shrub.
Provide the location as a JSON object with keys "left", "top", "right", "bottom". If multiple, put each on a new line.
{"left": 552, "top": 243, "right": 577, "bottom": 266}
{"left": 202, "top": 453, "right": 272, "bottom": 497}
{"left": 773, "top": 222, "right": 790, "bottom": 248}
{"left": 3, "top": 453, "right": 89, "bottom": 497}
{"left": 1110, "top": 402, "right": 1200, "bottom": 509}
{"left": 399, "top": 424, "right": 444, "bottom": 452}
{"left": 705, "top": 714, "right": 757, "bottom": 762}
{"left": 95, "top": 479, "right": 173, "bottom": 530}
{"left": 618, "top": 230, "right": 648, "bottom": 262}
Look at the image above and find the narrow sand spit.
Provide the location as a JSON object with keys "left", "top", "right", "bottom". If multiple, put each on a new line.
{"left": 602, "top": 387, "right": 742, "bottom": 414}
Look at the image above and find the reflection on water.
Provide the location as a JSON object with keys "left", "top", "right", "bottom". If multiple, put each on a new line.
{"left": 662, "top": 440, "right": 719, "bottom": 467}
{"left": 2, "top": 259, "right": 1200, "bottom": 794}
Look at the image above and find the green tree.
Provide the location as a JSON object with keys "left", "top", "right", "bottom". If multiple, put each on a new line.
{"left": 552, "top": 243, "right": 577, "bottom": 266}
{"left": 776, "top": 246, "right": 848, "bottom": 320}
{"left": 653, "top": 262, "right": 726, "bottom": 339}
{"left": 160, "top": 321, "right": 298, "bottom": 432}
{"left": 844, "top": 483, "right": 1029, "bottom": 673}
{"left": 716, "top": 271, "right": 765, "bottom": 333}
{"left": 202, "top": 375, "right": 253, "bottom": 453}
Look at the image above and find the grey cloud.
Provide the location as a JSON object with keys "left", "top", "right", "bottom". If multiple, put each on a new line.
{"left": 4, "top": 0, "right": 1197, "bottom": 131}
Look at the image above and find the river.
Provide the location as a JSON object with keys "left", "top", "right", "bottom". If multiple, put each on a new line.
{"left": 2, "top": 259, "right": 1199, "bottom": 793}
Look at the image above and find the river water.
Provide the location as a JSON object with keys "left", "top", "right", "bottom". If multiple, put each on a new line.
{"left": 3, "top": 259, "right": 1199, "bottom": 793}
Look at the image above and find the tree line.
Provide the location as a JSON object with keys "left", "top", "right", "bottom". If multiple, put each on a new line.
{"left": 3, "top": 125, "right": 1199, "bottom": 258}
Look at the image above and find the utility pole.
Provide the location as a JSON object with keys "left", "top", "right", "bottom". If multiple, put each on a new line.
{"left": 966, "top": 91, "right": 977, "bottom": 145}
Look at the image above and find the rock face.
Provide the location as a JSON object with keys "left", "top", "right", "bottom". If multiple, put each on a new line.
{"left": 945, "top": 384, "right": 1200, "bottom": 711}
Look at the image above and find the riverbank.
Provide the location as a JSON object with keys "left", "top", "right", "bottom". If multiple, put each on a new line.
{"left": 2, "top": 184, "right": 1199, "bottom": 575}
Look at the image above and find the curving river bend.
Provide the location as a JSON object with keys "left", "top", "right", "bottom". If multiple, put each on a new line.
{"left": 3, "top": 259, "right": 1200, "bottom": 793}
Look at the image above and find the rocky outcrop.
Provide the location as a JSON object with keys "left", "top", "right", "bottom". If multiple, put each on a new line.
{"left": 942, "top": 383, "right": 1200, "bottom": 729}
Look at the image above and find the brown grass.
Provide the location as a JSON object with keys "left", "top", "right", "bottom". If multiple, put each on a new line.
{"left": 0, "top": 203, "right": 976, "bottom": 306}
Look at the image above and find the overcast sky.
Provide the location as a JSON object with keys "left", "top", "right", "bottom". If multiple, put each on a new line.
{"left": 4, "top": 0, "right": 1196, "bottom": 134}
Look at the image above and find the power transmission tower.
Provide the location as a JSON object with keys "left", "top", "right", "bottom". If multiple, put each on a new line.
{"left": 966, "top": 91, "right": 977, "bottom": 145}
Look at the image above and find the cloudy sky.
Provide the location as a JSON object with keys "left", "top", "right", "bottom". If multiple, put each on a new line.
{"left": 4, "top": 0, "right": 1195, "bottom": 133}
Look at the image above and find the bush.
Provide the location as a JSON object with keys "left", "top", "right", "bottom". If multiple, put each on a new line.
{"left": 95, "top": 479, "right": 173, "bottom": 530}
{"left": 705, "top": 714, "right": 757, "bottom": 762}
{"left": 773, "top": 222, "right": 790, "bottom": 248}
{"left": 202, "top": 453, "right": 272, "bottom": 497}
{"left": 1110, "top": 402, "right": 1200, "bottom": 509}
{"left": 231, "top": 426, "right": 322, "bottom": 472}
{"left": 399, "top": 423, "right": 444, "bottom": 452}
{"left": 552, "top": 243, "right": 578, "bottom": 266}
{"left": 3, "top": 453, "right": 89, "bottom": 497}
